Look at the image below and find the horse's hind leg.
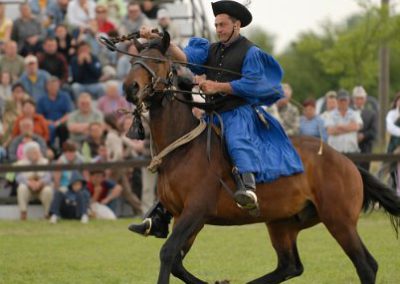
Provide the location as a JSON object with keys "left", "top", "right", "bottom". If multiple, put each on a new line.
{"left": 247, "top": 221, "right": 303, "bottom": 284}
{"left": 171, "top": 222, "right": 207, "bottom": 284}
{"left": 323, "top": 219, "right": 377, "bottom": 284}
{"left": 157, "top": 211, "right": 205, "bottom": 284}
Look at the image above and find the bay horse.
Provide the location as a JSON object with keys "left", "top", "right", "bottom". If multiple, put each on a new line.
{"left": 122, "top": 33, "right": 400, "bottom": 284}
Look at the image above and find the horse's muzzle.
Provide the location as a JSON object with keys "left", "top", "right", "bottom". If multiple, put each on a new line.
{"left": 123, "top": 81, "right": 140, "bottom": 104}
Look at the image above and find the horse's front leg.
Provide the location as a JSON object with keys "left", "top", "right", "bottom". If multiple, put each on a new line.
{"left": 157, "top": 209, "right": 205, "bottom": 284}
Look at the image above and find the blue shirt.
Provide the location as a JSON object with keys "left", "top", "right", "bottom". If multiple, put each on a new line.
{"left": 18, "top": 70, "right": 50, "bottom": 102}
{"left": 37, "top": 91, "right": 74, "bottom": 121}
{"left": 300, "top": 115, "right": 327, "bottom": 141}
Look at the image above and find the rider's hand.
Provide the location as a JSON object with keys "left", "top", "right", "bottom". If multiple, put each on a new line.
{"left": 199, "top": 80, "right": 220, "bottom": 95}
{"left": 140, "top": 26, "right": 160, "bottom": 39}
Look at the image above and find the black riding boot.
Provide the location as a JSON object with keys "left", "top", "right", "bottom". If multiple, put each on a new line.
{"left": 128, "top": 201, "right": 172, "bottom": 238}
{"left": 232, "top": 168, "right": 259, "bottom": 215}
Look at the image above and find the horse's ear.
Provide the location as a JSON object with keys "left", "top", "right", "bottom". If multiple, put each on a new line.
{"left": 133, "top": 37, "right": 145, "bottom": 52}
{"left": 160, "top": 31, "right": 170, "bottom": 54}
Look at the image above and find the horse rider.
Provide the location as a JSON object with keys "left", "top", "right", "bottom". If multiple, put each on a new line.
{"left": 128, "top": 0, "right": 304, "bottom": 238}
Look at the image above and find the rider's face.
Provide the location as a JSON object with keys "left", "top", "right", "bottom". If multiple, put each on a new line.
{"left": 215, "top": 14, "right": 236, "bottom": 42}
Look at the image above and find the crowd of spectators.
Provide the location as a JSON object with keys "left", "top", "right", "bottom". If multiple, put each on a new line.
{"left": 0, "top": 0, "right": 178, "bottom": 222}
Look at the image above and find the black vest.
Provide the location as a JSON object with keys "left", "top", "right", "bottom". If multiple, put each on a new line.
{"left": 205, "top": 36, "right": 254, "bottom": 112}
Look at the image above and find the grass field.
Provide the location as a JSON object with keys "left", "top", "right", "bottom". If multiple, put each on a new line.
{"left": 0, "top": 212, "right": 399, "bottom": 284}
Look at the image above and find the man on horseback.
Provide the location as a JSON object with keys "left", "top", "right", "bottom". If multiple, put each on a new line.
{"left": 129, "top": 0, "right": 304, "bottom": 238}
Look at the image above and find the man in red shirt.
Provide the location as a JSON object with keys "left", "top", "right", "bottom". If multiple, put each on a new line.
{"left": 86, "top": 169, "right": 122, "bottom": 213}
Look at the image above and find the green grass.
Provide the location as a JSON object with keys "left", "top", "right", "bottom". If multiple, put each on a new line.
{"left": 0, "top": 212, "right": 399, "bottom": 284}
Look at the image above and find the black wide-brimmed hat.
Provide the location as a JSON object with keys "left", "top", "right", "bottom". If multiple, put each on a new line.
{"left": 212, "top": 0, "right": 252, "bottom": 27}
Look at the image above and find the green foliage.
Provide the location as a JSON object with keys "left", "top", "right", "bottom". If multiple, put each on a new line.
{"left": 270, "top": 0, "right": 400, "bottom": 102}
{"left": 244, "top": 25, "right": 275, "bottom": 54}
{"left": 0, "top": 214, "right": 399, "bottom": 283}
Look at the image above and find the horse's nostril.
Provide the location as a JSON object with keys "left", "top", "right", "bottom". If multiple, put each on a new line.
{"left": 124, "top": 82, "right": 139, "bottom": 104}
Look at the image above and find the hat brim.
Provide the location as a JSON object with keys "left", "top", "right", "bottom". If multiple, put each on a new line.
{"left": 212, "top": 1, "right": 252, "bottom": 27}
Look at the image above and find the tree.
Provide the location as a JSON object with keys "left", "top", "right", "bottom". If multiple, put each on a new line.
{"left": 244, "top": 26, "right": 275, "bottom": 54}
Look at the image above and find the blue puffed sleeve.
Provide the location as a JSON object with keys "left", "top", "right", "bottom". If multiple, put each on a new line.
{"left": 230, "top": 46, "right": 284, "bottom": 106}
{"left": 183, "top": 37, "right": 210, "bottom": 75}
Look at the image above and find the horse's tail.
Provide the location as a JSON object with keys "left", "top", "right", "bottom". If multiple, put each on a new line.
{"left": 358, "top": 166, "right": 400, "bottom": 237}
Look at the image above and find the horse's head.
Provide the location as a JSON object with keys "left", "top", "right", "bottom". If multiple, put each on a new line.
{"left": 123, "top": 32, "right": 171, "bottom": 107}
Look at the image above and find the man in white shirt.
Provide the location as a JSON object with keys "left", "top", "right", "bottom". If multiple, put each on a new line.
{"left": 325, "top": 90, "right": 363, "bottom": 153}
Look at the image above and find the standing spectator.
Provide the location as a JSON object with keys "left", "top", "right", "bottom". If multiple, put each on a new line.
{"left": 299, "top": 99, "right": 327, "bottom": 141}
{"left": 54, "top": 24, "right": 75, "bottom": 63}
{"left": 352, "top": 86, "right": 377, "bottom": 171}
{"left": 1, "top": 83, "right": 28, "bottom": 146}
{"left": 12, "top": 98, "right": 50, "bottom": 142}
{"left": 320, "top": 90, "right": 338, "bottom": 124}
{"left": 67, "top": 0, "right": 96, "bottom": 30}
{"left": 19, "top": 55, "right": 50, "bottom": 102}
{"left": 277, "top": 83, "right": 300, "bottom": 136}
{"left": 97, "top": 0, "right": 126, "bottom": 25}
{"left": 0, "top": 41, "right": 25, "bottom": 81}
{"left": 8, "top": 117, "right": 48, "bottom": 162}
{"left": 50, "top": 171, "right": 90, "bottom": 224}
{"left": 16, "top": 141, "right": 53, "bottom": 220}
{"left": 156, "top": 9, "right": 182, "bottom": 47}
{"left": 104, "top": 114, "right": 142, "bottom": 215}
{"left": 11, "top": 3, "right": 42, "bottom": 53}
{"left": 385, "top": 93, "right": 400, "bottom": 195}
{"left": 37, "top": 77, "right": 73, "bottom": 148}
{"left": 95, "top": 5, "right": 117, "bottom": 34}
{"left": 119, "top": 1, "right": 150, "bottom": 35}
{"left": 70, "top": 41, "right": 104, "bottom": 100}
{"left": 325, "top": 90, "right": 363, "bottom": 153}
{"left": 0, "top": 3, "right": 13, "bottom": 44}
{"left": 87, "top": 169, "right": 122, "bottom": 215}
{"left": 37, "top": 37, "right": 69, "bottom": 84}
{"left": 97, "top": 80, "right": 130, "bottom": 116}
{"left": 46, "top": 0, "right": 70, "bottom": 30}
{"left": 67, "top": 93, "right": 104, "bottom": 145}
{"left": 53, "top": 140, "right": 85, "bottom": 192}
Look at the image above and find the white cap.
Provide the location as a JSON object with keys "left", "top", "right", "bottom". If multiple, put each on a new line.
{"left": 352, "top": 86, "right": 367, "bottom": 98}
{"left": 157, "top": 9, "right": 169, "bottom": 20}
{"left": 24, "top": 55, "right": 38, "bottom": 65}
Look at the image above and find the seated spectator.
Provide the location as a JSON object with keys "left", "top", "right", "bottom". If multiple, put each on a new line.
{"left": 140, "top": 0, "right": 159, "bottom": 22}
{"left": 37, "top": 76, "right": 73, "bottom": 148}
{"left": 82, "top": 121, "right": 105, "bottom": 159}
{"left": 277, "top": 83, "right": 300, "bottom": 136}
{"left": 53, "top": 140, "right": 86, "bottom": 192}
{"left": 50, "top": 171, "right": 90, "bottom": 224}
{"left": 156, "top": 9, "right": 182, "bottom": 46}
{"left": 116, "top": 43, "right": 139, "bottom": 80}
{"left": 54, "top": 24, "right": 75, "bottom": 63}
{"left": 97, "top": 80, "right": 130, "bottom": 116}
{"left": 8, "top": 117, "right": 47, "bottom": 162}
{"left": 37, "top": 37, "right": 69, "bottom": 84}
{"left": 0, "top": 3, "right": 12, "bottom": 44}
{"left": 320, "top": 90, "right": 338, "bottom": 124}
{"left": 119, "top": 1, "right": 150, "bottom": 35}
{"left": 87, "top": 169, "right": 122, "bottom": 214}
{"left": 299, "top": 99, "right": 327, "bottom": 141}
{"left": 46, "top": 0, "right": 69, "bottom": 31}
{"left": 95, "top": 5, "right": 117, "bottom": 34}
{"left": 16, "top": 141, "right": 53, "bottom": 220}
{"left": 67, "top": 93, "right": 104, "bottom": 146}
{"left": 325, "top": 90, "right": 363, "bottom": 153}
{"left": 97, "top": 0, "right": 126, "bottom": 26}
{"left": 1, "top": 83, "right": 28, "bottom": 146}
{"left": 28, "top": 0, "right": 52, "bottom": 24}
{"left": 0, "top": 121, "right": 6, "bottom": 162}
{"left": 0, "top": 40, "right": 25, "bottom": 81}
{"left": 12, "top": 98, "right": 50, "bottom": 142}
{"left": 70, "top": 41, "right": 104, "bottom": 100}
{"left": 11, "top": 3, "right": 42, "bottom": 53}
{"left": 67, "top": 0, "right": 96, "bottom": 30}
{"left": 0, "top": 71, "right": 12, "bottom": 107}
{"left": 19, "top": 55, "right": 51, "bottom": 102}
